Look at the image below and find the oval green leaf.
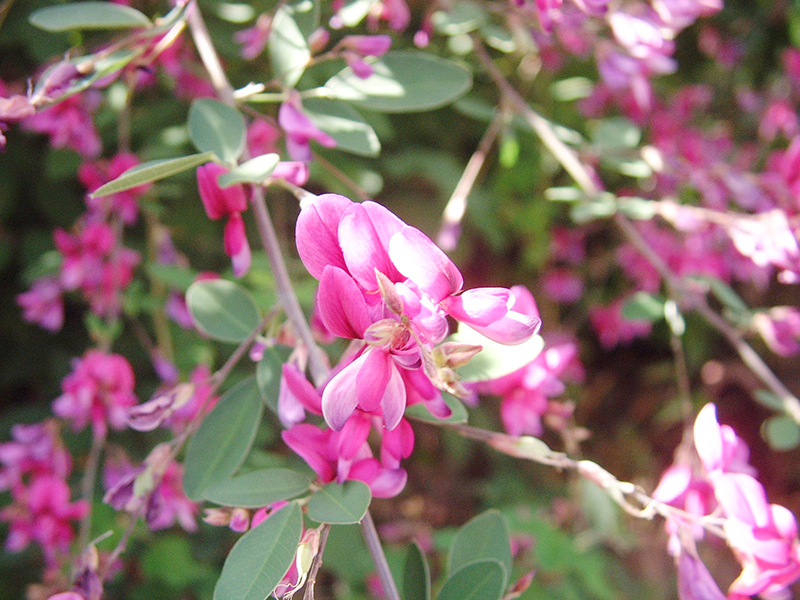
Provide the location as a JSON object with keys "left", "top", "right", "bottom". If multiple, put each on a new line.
{"left": 450, "top": 326, "right": 544, "bottom": 383}
{"left": 204, "top": 468, "right": 310, "bottom": 508}
{"left": 91, "top": 152, "right": 216, "bottom": 198}
{"left": 405, "top": 392, "right": 468, "bottom": 424}
{"left": 303, "top": 98, "right": 380, "bottom": 157}
{"left": 183, "top": 377, "right": 264, "bottom": 501}
{"left": 403, "top": 541, "right": 431, "bottom": 600}
{"left": 30, "top": 2, "right": 150, "bottom": 31}
{"left": 763, "top": 415, "right": 800, "bottom": 451}
{"left": 621, "top": 292, "right": 665, "bottom": 322}
{"left": 188, "top": 99, "right": 246, "bottom": 163}
{"left": 437, "top": 559, "right": 507, "bottom": 600}
{"left": 214, "top": 502, "right": 303, "bottom": 600}
{"left": 449, "top": 510, "right": 512, "bottom": 579}
{"left": 432, "top": 2, "right": 486, "bottom": 35}
{"left": 269, "top": 6, "right": 310, "bottom": 88}
{"left": 186, "top": 279, "right": 261, "bottom": 343}
{"left": 323, "top": 51, "right": 473, "bottom": 113}
{"left": 218, "top": 154, "right": 280, "bottom": 187}
{"left": 307, "top": 481, "right": 371, "bottom": 524}
{"left": 257, "top": 345, "right": 294, "bottom": 414}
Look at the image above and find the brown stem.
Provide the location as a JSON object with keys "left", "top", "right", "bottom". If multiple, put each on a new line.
{"left": 302, "top": 524, "right": 331, "bottom": 600}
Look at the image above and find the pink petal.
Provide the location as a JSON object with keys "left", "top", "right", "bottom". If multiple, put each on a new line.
{"left": 441, "top": 288, "right": 511, "bottom": 327}
{"left": 368, "top": 468, "right": 408, "bottom": 498}
{"left": 694, "top": 403, "right": 723, "bottom": 473}
{"left": 339, "top": 203, "right": 403, "bottom": 291}
{"left": 337, "top": 411, "right": 372, "bottom": 460}
{"left": 380, "top": 361, "right": 406, "bottom": 430}
{"left": 676, "top": 550, "right": 728, "bottom": 600}
{"left": 381, "top": 418, "right": 414, "bottom": 467}
{"left": 389, "top": 226, "right": 463, "bottom": 303}
{"left": 282, "top": 425, "right": 335, "bottom": 482}
{"left": 282, "top": 363, "right": 323, "bottom": 415}
{"left": 318, "top": 266, "right": 373, "bottom": 339}
{"left": 466, "top": 311, "right": 541, "bottom": 345}
{"left": 713, "top": 473, "right": 771, "bottom": 528}
{"left": 510, "top": 285, "right": 540, "bottom": 319}
{"left": 322, "top": 354, "right": 366, "bottom": 430}
{"left": 197, "top": 163, "right": 247, "bottom": 219}
{"left": 357, "top": 349, "right": 392, "bottom": 412}
{"left": 223, "top": 213, "right": 252, "bottom": 277}
{"left": 295, "top": 194, "right": 352, "bottom": 279}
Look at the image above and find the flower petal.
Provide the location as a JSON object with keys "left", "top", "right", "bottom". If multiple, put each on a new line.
{"left": 389, "top": 226, "right": 463, "bottom": 303}
{"left": 295, "top": 194, "right": 352, "bottom": 279}
{"left": 322, "top": 354, "right": 366, "bottom": 430}
{"left": 339, "top": 203, "right": 403, "bottom": 291}
{"left": 441, "top": 288, "right": 511, "bottom": 327}
{"left": 318, "top": 266, "right": 373, "bottom": 339}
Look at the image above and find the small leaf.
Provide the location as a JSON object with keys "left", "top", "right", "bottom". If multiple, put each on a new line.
{"left": 590, "top": 118, "right": 641, "bottom": 150}
{"left": 186, "top": 279, "right": 261, "bottom": 343}
{"left": 303, "top": 98, "right": 381, "bottom": 157}
{"left": 183, "top": 377, "right": 264, "bottom": 501}
{"left": 324, "top": 51, "right": 472, "bottom": 113}
{"left": 405, "top": 392, "right": 468, "bottom": 424}
{"left": 307, "top": 481, "right": 371, "bottom": 524}
{"left": 218, "top": 154, "right": 280, "bottom": 187}
{"left": 146, "top": 263, "right": 198, "bottom": 292}
{"left": 403, "top": 541, "right": 431, "bottom": 600}
{"left": 437, "top": 559, "right": 507, "bottom": 600}
{"left": 283, "top": 0, "right": 320, "bottom": 38}
{"left": 188, "top": 99, "right": 246, "bottom": 163}
{"left": 432, "top": 2, "right": 486, "bottom": 35}
{"left": 335, "top": 0, "right": 378, "bottom": 27}
{"left": 450, "top": 327, "right": 545, "bottom": 382}
{"left": 257, "top": 345, "right": 294, "bottom": 414}
{"left": 204, "top": 468, "right": 310, "bottom": 508}
{"left": 269, "top": 6, "right": 311, "bottom": 87}
{"left": 449, "top": 510, "right": 512, "bottom": 580}
{"left": 91, "top": 152, "right": 216, "bottom": 197}
{"left": 30, "top": 2, "right": 150, "bottom": 31}
{"left": 621, "top": 292, "right": 665, "bottom": 322}
{"left": 763, "top": 415, "right": 800, "bottom": 451}
{"left": 754, "top": 390, "right": 786, "bottom": 411}
{"left": 214, "top": 502, "right": 303, "bottom": 600}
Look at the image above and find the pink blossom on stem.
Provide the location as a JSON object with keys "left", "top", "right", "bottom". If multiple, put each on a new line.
{"left": 17, "top": 278, "right": 64, "bottom": 332}
{"left": 278, "top": 91, "right": 336, "bottom": 162}
{"left": 234, "top": 14, "right": 271, "bottom": 60}
{"left": 23, "top": 94, "right": 102, "bottom": 158}
{"left": 589, "top": 298, "right": 653, "bottom": 348}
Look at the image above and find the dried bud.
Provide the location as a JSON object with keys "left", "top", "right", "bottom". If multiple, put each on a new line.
{"left": 435, "top": 342, "right": 483, "bottom": 369}
{"left": 203, "top": 508, "right": 232, "bottom": 527}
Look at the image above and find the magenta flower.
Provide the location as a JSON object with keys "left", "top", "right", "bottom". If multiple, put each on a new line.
{"left": 23, "top": 94, "right": 102, "bottom": 158}
{"left": 589, "top": 298, "right": 653, "bottom": 348}
{"left": 0, "top": 421, "right": 70, "bottom": 495}
{"left": 196, "top": 163, "right": 252, "bottom": 277}
{"left": 17, "top": 278, "right": 64, "bottom": 332}
{"left": 278, "top": 92, "right": 336, "bottom": 162}
{"left": 754, "top": 307, "right": 800, "bottom": 357}
{"left": 234, "top": 14, "right": 271, "bottom": 60}
{"left": 53, "top": 351, "right": 138, "bottom": 438}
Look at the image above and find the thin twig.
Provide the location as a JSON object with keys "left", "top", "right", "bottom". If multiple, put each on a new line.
{"left": 99, "top": 507, "right": 141, "bottom": 581}
{"left": 437, "top": 108, "right": 505, "bottom": 251}
{"left": 361, "top": 512, "right": 402, "bottom": 600}
{"left": 302, "top": 524, "right": 331, "bottom": 600}
{"left": 76, "top": 430, "right": 106, "bottom": 554}
{"left": 473, "top": 38, "right": 800, "bottom": 424}
{"left": 311, "top": 151, "right": 371, "bottom": 202}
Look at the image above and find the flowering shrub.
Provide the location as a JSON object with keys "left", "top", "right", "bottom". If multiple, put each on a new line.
{"left": 1, "top": 0, "right": 800, "bottom": 599}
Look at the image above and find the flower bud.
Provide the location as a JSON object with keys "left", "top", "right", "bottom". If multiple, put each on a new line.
{"left": 203, "top": 508, "right": 232, "bottom": 527}
{"left": 434, "top": 342, "right": 483, "bottom": 369}
{"left": 229, "top": 507, "right": 251, "bottom": 532}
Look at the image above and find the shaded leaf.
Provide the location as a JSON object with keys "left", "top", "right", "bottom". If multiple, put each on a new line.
{"left": 257, "top": 345, "right": 294, "bottom": 414}
{"left": 204, "top": 468, "right": 310, "bottom": 508}
{"left": 437, "top": 559, "right": 507, "bottom": 600}
{"left": 403, "top": 541, "right": 431, "bottom": 600}
{"left": 303, "top": 98, "right": 380, "bottom": 157}
{"left": 763, "top": 415, "right": 800, "bottom": 451}
{"left": 449, "top": 510, "right": 512, "bottom": 579}
{"left": 30, "top": 2, "right": 150, "bottom": 31}
{"left": 621, "top": 292, "right": 665, "bottom": 322}
{"left": 432, "top": 2, "right": 486, "bottom": 35}
{"left": 186, "top": 279, "right": 261, "bottom": 343}
{"left": 214, "top": 503, "right": 303, "bottom": 600}
{"left": 323, "top": 51, "right": 472, "bottom": 113}
{"left": 269, "top": 7, "right": 310, "bottom": 87}
{"left": 183, "top": 377, "right": 264, "bottom": 501}
{"left": 92, "top": 152, "right": 216, "bottom": 197}
{"left": 218, "top": 154, "right": 280, "bottom": 187}
{"left": 188, "top": 99, "right": 246, "bottom": 164}
{"left": 307, "top": 481, "right": 371, "bottom": 524}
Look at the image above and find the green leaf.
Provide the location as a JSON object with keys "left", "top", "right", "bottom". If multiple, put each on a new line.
{"left": 269, "top": 6, "right": 311, "bottom": 87}
{"left": 146, "top": 263, "right": 198, "bottom": 292}
{"left": 403, "top": 542, "right": 431, "bottom": 600}
{"left": 323, "top": 51, "right": 472, "bottom": 113}
{"left": 204, "top": 468, "right": 310, "bottom": 508}
{"left": 186, "top": 279, "right": 261, "bottom": 343}
{"left": 307, "top": 481, "right": 372, "bottom": 524}
{"left": 188, "top": 99, "right": 246, "bottom": 164}
{"left": 257, "top": 345, "right": 294, "bottom": 414}
{"left": 621, "top": 292, "right": 665, "bottom": 322}
{"left": 432, "top": 2, "right": 486, "bottom": 35}
{"left": 91, "top": 152, "right": 216, "bottom": 197}
{"left": 214, "top": 502, "right": 303, "bottom": 600}
{"left": 283, "top": 0, "right": 320, "bottom": 38}
{"left": 30, "top": 2, "right": 150, "bottom": 31}
{"left": 303, "top": 98, "right": 381, "bottom": 157}
{"left": 449, "top": 510, "right": 512, "bottom": 580}
{"left": 183, "top": 377, "right": 264, "bottom": 501}
{"left": 450, "top": 326, "right": 544, "bottom": 382}
{"left": 763, "top": 415, "right": 800, "bottom": 451}
{"left": 590, "top": 118, "right": 641, "bottom": 150}
{"left": 437, "top": 559, "right": 507, "bottom": 600}
{"left": 218, "top": 154, "right": 280, "bottom": 187}
{"left": 335, "top": 0, "right": 378, "bottom": 27}
{"left": 405, "top": 392, "right": 468, "bottom": 424}
{"left": 754, "top": 390, "right": 786, "bottom": 411}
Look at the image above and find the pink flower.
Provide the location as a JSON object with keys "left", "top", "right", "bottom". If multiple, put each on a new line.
{"left": 196, "top": 163, "right": 252, "bottom": 277}
{"left": 247, "top": 119, "right": 280, "bottom": 156}
{"left": 589, "top": 298, "right": 652, "bottom": 348}
{"left": 754, "top": 307, "right": 800, "bottom": 357}
{"left": 17, "top": 278, "right": 64, "bottom": 332}
{"left": 53, "top": 351, "right": 138, "bottom": 438}
{"left": 278, "top": 91, "right": 336, "bottom": 162}
{"left": 234, "top": 14, "right": 271, "bottom": 60}
{"left": 0, "top": 421, "right": 70, "bottom": 494}
{"left": 23, "top": 94, "right": 101, "bottom": 158}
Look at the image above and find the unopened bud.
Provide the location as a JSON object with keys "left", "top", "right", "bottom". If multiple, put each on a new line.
{"left": 364, "top": 318, "right": 401, "bottom": 346}
{"left": 435, "top": 342, "right": 482, "bottom": 369}
{"left": 229, "top": 507, "right": 251, "bottom": 533}
{"left": 203, "top": 508, "right": 231, "bottom": 527}
{"left": 296, "top": 528, "right": 322, "bottom": 577}
{"left": 375, "top": 270, "right": 404, "bottom": 315}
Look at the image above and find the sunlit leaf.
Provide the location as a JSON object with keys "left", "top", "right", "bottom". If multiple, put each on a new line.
{"left": 91, "top": 152, "right": 216, "bottom": 197}
{"left": 188, "top": 99, "right": 246, "bottom": 163}
{"left": 269, "top": 6, "right": 310, "bottom": 87}
{"left": 450, "top": 326, "right": 544, "bottom": 382}
{"left": 303, "top": 98, "right": 380, "bottom": 157}
{"left": 218, "top": 154, "right": 280, "bottom": 187}
{"left": 30, "top": 2, "right": 150, "bottom": 31}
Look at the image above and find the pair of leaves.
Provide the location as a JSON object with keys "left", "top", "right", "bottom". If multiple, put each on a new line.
{"left": 404, "top": 511, "right": 512, "bottom": 600}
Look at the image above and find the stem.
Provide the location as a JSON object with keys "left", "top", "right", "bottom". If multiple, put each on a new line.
{"left": 77, "top": 430, "right": 106, "bottom": 553}
{"left": 311, "top": 151, "right": 371, "bottom": 202}
{"left": 99, "top": 508, "right": 141, "bottom": 581}
{"left": 187, "top": 3, "right": 329, "bottom": 386}
{"left": 437, "top": 108, "right": 505, "bottom": 251}
{"left": 361, "top": 511, "right": 402, "bottom": 600}
{"left": 474, "top": 38, "right": 800, "bottom": 424}
{"left": 302, "top": 524, "right": 331, "bottom": 600}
